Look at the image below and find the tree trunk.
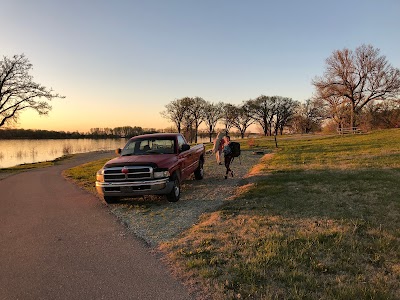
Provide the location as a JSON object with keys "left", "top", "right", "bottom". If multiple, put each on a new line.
{"left": 351, "top": 101, "right": 355, "bottom": 128}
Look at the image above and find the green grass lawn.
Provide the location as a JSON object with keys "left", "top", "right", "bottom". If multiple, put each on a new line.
{"left": 161, "top": 129, "right": 400, "bottom": 299}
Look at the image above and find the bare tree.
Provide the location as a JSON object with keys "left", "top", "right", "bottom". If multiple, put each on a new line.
{"left": 291, "top": 99, "right": 324, "bottom": 133}
{"left": 221, "top": 103, "right": 236, "bottom": 133}
{"left": 230, "top": 101, "right": 255, "bottom": 138}
{"left": 362, "top": 99, "right": 400, "bottom": 130}
{"left": 248, "top": 95, "right": 275, "bottom": 136}
{"left": 177, "top": 97, "right": 195, "bottom": 142}
{"left": 313, "top": 44, "right": 400, "bottom": 127}
{"left": 187, "top": 97, "right": 206, "bottom": 143}
{"left": 161, "top": 98, "right": 189, "bottom": 133}
{"left": 0, "top": 54, "right": 65, "bottom": 127}
{"left": 273, "top": 96, "right": 299, "bottom": 135}
{"left": 317, "top": 94, "right": 352, "bottom": 129}
{"left": 161, "top": 97, "right": 205, "bottom": 142}
{"left": 203, "top": 101, "right": 223, "bottom": 142}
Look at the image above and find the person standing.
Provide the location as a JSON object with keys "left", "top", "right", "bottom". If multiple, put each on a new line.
{"left": 213, "top": 131, "right": 225, "bottom": 165}
{"left": 223, "top": 135, "right": 234, "bottom": 179}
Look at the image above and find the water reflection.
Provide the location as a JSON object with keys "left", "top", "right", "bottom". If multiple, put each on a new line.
{"left": 30, "top": 147, "right": 37, "bottom": 162}
{"left": 0, "top": 138, "right": 127, "bottom": 168}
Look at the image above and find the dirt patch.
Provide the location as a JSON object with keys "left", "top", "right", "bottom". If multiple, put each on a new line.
{"left": 109, "top": 150, "right": 271, "bottom": 247}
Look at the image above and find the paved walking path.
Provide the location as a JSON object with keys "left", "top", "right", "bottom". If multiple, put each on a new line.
{"left": 0, "top": 152, "right": 192, "bottom": 300}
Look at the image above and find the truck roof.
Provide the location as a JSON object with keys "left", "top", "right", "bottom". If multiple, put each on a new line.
{"left": 128, "top": 133, "right": 183, "bottom": 140}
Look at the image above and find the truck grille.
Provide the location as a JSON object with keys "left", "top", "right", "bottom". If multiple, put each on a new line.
{"left": 104, "top": 166, "right": 153, "bottom": 182}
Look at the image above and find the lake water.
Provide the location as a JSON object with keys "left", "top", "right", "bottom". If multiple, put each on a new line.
{"left": 0, "top": 138, "right": 127, "bottom": 168}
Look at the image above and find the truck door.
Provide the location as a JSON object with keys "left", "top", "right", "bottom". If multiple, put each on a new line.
{"left": 177, "top": 135, "right": 192, "bottom": 179}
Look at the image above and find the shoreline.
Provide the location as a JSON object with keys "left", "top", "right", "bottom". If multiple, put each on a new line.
{"left": 0, "top": 150, "right": 114, "bottom": 180}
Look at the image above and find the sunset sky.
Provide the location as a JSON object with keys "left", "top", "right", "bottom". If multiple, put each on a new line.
{"left": 2, "top": 0, "right": 399, "bottom": 133}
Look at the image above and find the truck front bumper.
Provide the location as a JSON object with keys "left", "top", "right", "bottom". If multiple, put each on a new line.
{"left": 96, "top": 178, "right": 174, "bottom": 198}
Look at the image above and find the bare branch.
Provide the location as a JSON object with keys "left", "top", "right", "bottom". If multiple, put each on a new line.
{"left": 0, "top": 54, "right": 65, "bottom": 127}
{"left": 313, "top": 44, "right": 400, "bottom": 127}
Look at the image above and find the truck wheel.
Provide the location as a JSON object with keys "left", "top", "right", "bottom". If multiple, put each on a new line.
{"left": 194, "top": 159, "right": 204, "bottom": 180}
{"left": 104, "top": 196, "right": 119, "bottom": 204}
{"left": 167, "top": 174, "right": 180, "bottom": 202}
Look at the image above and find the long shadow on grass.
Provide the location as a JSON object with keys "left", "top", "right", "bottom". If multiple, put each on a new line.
{"left": 228, "top": 168, "right": 400, "bottom": 224}
{"left": 208, "top": 168, "right": 400, "bottom": 299}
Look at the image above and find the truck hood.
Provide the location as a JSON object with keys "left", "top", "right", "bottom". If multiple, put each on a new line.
{"left": 104, "top": 154, "right": 177, "bottom": 169}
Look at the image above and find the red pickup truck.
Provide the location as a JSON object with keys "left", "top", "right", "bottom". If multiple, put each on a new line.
{"left": 96, "top": 133, "right": 205, "bottom": 203}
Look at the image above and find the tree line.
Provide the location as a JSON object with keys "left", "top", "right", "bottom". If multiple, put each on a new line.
{"left": 161, "top": 96, "right": 301, "bottom": 143}
{"left": 0, "top": 126, "right": 158, "bottom": 140}
{"left": 162, "top": 94, "right": 399, "bottom": 144}
{"left": 88, "top": 126, "right": 157, "bottom": 138}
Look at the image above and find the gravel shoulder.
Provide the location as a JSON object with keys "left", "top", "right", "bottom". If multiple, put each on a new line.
{"left": 109, "top": 150, "right": 266, "bottom": 247}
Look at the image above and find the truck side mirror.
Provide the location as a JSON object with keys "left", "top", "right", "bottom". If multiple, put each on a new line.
{"left": 115, "top": 148, "right": 121, "bottom": 155}
{"left": 181, "top": 144, "right": 190, "bottom": 152}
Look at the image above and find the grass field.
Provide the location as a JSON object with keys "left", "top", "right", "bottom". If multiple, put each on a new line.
{"left": 161, "top": 129, "right": 400, "bottom": 299}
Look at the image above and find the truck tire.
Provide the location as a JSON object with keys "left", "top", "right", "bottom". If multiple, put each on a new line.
{"left": 166, "top": 173, "right": 180, "bottom": 202}
{"left": 104, "top": 196, "right": 119, "bottom": 204}
{"left": 194, "top": 159, "right": 204, "bottom": 180}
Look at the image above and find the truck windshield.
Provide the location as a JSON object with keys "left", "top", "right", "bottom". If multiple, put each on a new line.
{"left": 121, "top": 138, "right": 176, "bottom": 156}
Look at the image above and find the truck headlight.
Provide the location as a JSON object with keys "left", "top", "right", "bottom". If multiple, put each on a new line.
{"left": 96, "top": 169, "right": 105, "bottom": 182}
{"left": 153, "top": 171, "right": 170, "bottom": 179}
